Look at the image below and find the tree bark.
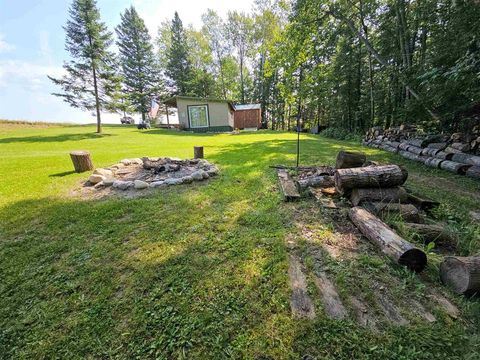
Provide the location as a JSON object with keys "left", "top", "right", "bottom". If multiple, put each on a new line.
{"left": 440, "top": 161, "right": 471, "bottom": 174}
{"left": 364, "top": 202, "right": 421, "bottom": 223}
{"left": 70, "top": 151, "right": 94, "bottom": 173}
{"left": 335, "top": 165, "right": 408, "bottom": 194}
{"left": 194, "top": 146, "right": 204, "bottom": 159}
{"left": 400, "top": 222, "right": 455, "bottom": 246}
{"left": 451, "top": 153, "right": 480, "bottom": 167}
{"left": 349, "top": 207, "right": 427, "bottom": 272}
{"left": 424, "top": 158, "right": 444, "bottom": 168}
{"left": 466, "top": 166, "right": 480, "bottom": 179}
{"left": 440, "top": 256, "right": 480, "bottom": 294}
{"left": 350, "top": 186, "right": 408, "bottom": 206}
{"left": 335, "top": 150, "right": 367, "bottom": 169}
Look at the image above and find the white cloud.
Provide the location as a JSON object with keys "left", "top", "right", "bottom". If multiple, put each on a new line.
{"left": 0, "top": 60, "right": 63, "bottom": 91}
{"left": 0, "top": 33, "right": 15, "bottom": 53}
{"left": 38, "top": 30, "right": 53, "bottom": 64}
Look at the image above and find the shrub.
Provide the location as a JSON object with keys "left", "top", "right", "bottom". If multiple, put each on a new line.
{"left": 320, "top": 127, "right": 363, "bottom": 141}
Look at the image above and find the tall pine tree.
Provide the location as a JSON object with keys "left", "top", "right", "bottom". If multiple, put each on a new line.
{"left": 116, "top": 6, "right": 161, "bottom": 122}
{"left": 166, "top": 12, "right": 192, "bottom": 95}
{"left": 49, "top": 0, "right": 118, "bottom": 133}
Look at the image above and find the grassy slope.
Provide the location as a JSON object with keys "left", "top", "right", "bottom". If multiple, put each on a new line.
{"left": 0, "top": 123, "right": 479, "bottom": 359}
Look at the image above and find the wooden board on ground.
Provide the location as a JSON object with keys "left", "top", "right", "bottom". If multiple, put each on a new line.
{"left": 288, "top": 254, "right": 316, "bottom": 319}
{"left": 313, "top": 273, "right": 347, "bottom": 320}
{"left": 277, "top": 169, "right": 301, "bottom": 201}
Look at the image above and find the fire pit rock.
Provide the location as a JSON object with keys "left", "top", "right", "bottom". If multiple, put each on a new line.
{"left": 86, "top": 157, "right": 219, "bottom": 191}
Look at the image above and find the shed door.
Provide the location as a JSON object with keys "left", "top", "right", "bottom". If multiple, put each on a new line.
{"left": 188, "top": 105, "right": 209, "bottom": 128}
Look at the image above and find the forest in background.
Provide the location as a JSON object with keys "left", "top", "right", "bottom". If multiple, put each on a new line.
{"left": 51, "top": 0, "right": 480, "bottom": 135}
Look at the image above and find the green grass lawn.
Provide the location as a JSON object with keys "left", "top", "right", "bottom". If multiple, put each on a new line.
{"left": 1, "top": 122, "right": 479, "bottom": 359}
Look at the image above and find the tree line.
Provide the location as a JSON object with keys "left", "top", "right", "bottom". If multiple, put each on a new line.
{"left": 51, "top": 0, "right": 479, "bottom": 135}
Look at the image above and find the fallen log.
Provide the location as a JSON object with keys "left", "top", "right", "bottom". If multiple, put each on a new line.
{"left": 450, "top": 153, "right": 480, "bottom": 167}
{"left": 406, "top": 192, "right": 439, "bottom": 211}
{"left": 364, "top": 202, "right": 421, "bottom": 223}
{"left": 466, "top": 166, "right": 480, "bottom": 179}
{"left": 440, "top": 160, "right": 471, "bottom": 174}
{"left": 334, "top": 165, "right": 408, "bottom": 194}
{"left": 399, "top": 150, "right": 421, "bottom": 162}
{"left": 350, "top": 187, "right": 408, "bottom": 206}
{"left": 427, "top": 142, "right": 447, "bottom": 150}
{"left": 400, "top": 222, "right": 456, "bottom": 246}
{"left": 335, "top": 151, "right": 367, "bottom": 169}
{"left": 277, "top": 169, "right": 301, "bottom": 201}
{"left": 398, "top": 142, "right": 411, "bottom": 151}
{"left": 407, "top": 146, "right": 423, "bottom": 155}
{"left": 348, "top": 207, "right": 427, "bottom": 272}
{"left": 449, "top": 142, "right": 471, "bottom": 153}
{"left": 444, "top": 146, "right": 463, "bottom": 154}
{"left": 297, "top": 175, "right": 335, "bottom": 189}
{"left": 440, "top": 256, "right": 480, "bottom": 294}
{"left": 434, "top": 151, "right": 454, "bottom": 160}
{"left": 406, "top": 139, "right": 427, "bottom": 148}
{"left": 424, "top": 157, "right": 444, "bottom": 168}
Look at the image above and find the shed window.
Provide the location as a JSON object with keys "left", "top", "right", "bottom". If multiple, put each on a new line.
{"left": 188, "top": 105, "right": 209, "bottom": 128}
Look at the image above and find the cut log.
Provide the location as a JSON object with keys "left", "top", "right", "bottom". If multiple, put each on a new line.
{"left": 335, "top": 150, "right": 367, "bottom": 169}
{"left": 444, "top": 146, "right": 463, "bottom": 154}
{"left": 451, "top": 153, "right": 480, "bottom": 167}
{"left": 350, "top": 187, "right": 408, "bottom": 206}
{"left": 434, "top": 151, "right": 454, "bottom": 160}
{"left": 297, "top": 175, "right": 335, "bottom": 189}
{"left": 407, "top": 146, "right": 423, "bottom": 155}
{"left": 398, "top": 142, "right": 410, "bottom": 151}
{"left": 364, "top": 202, "right": 421, "bottom": 223}
{"left": 466, "top": 166, "right": 480, "bottom": 179}
{"left": 277, "top": 169, "right": 300, "bottom": 201}
{"left": 406, "top": 192, "right": 439, "bottom": 211}
{"left": 348, "top": 207, "right": 427, "bottom": 272}
{"left": 440, "top": 257, "right": 480, "bottom": 294}
{"left": 194, "top": 146, "right": 204, "bottom": 159}
{"left": 70, "top": 150, "right": 94, "bottom": 173}
{"left": 424, "top": 157, "right": 444, "bottom": 168}
{"left": 400, "top": 222, "right": 456, "bottom": 246}
{"left": 449, "top": 142, "right": 471, "bottom": 153}
{"left": 334, "top": 165, "right": 408, "bottom": 194}
{"left": 440, "top": 160, "right": 471, "bottom": 174}
{"left": 406, "top": 138, "right": 427, "bottom": 148}
{"left": 399, "top": 150, "right": 421, "bottom": 162}
{"left": 427, "top": 142, "right": 447, "bottom": 150}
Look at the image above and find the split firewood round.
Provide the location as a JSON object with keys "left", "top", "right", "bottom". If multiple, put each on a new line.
{"left": 335, "top": 151, "right": 366, "bottom": 169}
{"left": 70, "top": 150, "right": 94, "bottom": 173}
{"left": 350, "top": 187, "right": 408, "bottom": 206}
{"left": 440, "top": 256, "right": 480, "bottom": 294}
{"left": 334, "top": 165, "right": 408, "bottom": 194}
{"left": 348, "top": 207, "right": 427, "bottom": 272}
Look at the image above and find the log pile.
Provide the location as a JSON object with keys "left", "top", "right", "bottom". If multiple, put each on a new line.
{"left": 362, "top": 125, "right": 480, "bottom": 179}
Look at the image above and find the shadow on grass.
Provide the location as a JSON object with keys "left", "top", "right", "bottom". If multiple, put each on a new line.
{"left": 49, "top": 170, "right": 77, "bottom": 177}
{"left": 0, "top": 132, "right": 115, "bottom": 144}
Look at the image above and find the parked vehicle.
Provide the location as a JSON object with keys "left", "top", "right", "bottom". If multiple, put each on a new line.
{"left": 120, "top": 116, "right": 135, "bottom": 125}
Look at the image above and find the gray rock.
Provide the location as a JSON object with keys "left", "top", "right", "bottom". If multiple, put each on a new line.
{"left": 89, "top": 174, "right": 105, "bottom": 184}
{"left": 131, "top": 158, "right": 143, "bottom": 165}
{"left": 120, "top": 159, "right": 131, "bottom": 165}
{"left": 182, "top": 175, "right": 193, "bottom": 183}
{"left": 206, "top": 166, "right": 218, "bottom": 176}
{"left": 164, "top": 178, "right": 183, "bottom": 185}
{"left": 191, "top": 171, "right": 204, "bottom": 181}
{"left": 113, "top": 180, "right": 134, "bottom": 190}
{"left": 149, "top": 181, "right": 166, "bottom": 188}
{"left": 93, "top": 168, "right": 113, "bottom": 177}
{"left": 201, "top": 170, "right": 210, "bottom": 179}
{"left": 134, "top": 180, "right": 149, "bottom": 189}
{"left": 103, "top": 178, "right": 115, "bottom": 186}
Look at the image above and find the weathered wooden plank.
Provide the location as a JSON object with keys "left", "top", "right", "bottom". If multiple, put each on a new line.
{"left": 277, "top": 169, "right": 301, "bottom": 201}
{"left": 313, "top": 273, "right": 347, "bottom": 320}
{"left": 288, "top": 254, "right": 316, "bottom": 319}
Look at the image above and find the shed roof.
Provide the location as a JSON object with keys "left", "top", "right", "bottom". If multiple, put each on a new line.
{"left": 164, "top": 96, "right": 235, "bottom": 111}
{"left": 234, "top": 104, "right": 261, "bottom": 111}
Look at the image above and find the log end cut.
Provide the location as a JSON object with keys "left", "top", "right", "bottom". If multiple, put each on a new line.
{"left": 398, "top": 248, "right": 427, "bottom": 273}
{"left": 440, "top": 257, "right": 480, "bottom": 294}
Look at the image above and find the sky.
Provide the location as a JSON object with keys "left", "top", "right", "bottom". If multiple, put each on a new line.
{"left": 0, "top": 0, "right": 254, "bottom": 124}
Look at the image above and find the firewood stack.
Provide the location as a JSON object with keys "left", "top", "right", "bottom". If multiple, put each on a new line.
{"left": 362, "top": 124, "right": 480, "bottom": 179}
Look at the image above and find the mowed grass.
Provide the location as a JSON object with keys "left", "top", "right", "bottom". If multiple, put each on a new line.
{"left": 0, "top": 122, "right": 479, "bottom": 359}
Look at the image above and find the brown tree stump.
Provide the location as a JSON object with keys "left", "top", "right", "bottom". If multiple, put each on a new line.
{"left": 335, "top": 150, "right": 366, "bottom": 169}
{"left": 194, "top": 146, "right": 204, "bottom": 159}
{"left": 349, "top": 207, "right": 427, "bottom": 272}
{"left": 70, "top": 150, "right": 94, "bottom": 173}
{"left": 440, "top": 256, "right": 480, "bottom": 294}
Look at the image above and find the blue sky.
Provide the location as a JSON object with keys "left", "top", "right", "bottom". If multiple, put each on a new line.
{"left": 0, "top": 0, "right": 253, "bottom": 123}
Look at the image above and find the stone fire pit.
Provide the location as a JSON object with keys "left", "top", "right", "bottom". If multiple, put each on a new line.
{"left": 86, "top": 157, "right": 219, "bottom": 190}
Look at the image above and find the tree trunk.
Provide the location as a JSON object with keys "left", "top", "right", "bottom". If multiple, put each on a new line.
{"left": 334, "top": 165, "right": 408, "bottom": 194}
{"left": 364, "top": 202, "right": 421, "bottom": 223}
{"left": 335, "top": 151, "right": 366, "bottom": 169}
{"left": 349, "top": 207, "right": 427, "bottom": 272}
{"left": 406, "top": 192, "right": 439, "bottom": 211}
{"left": 424, "top": 158, "right": 444, "bottom": 168}
{"left": 427, "top": 142, "right": 447, "bottom": 150}
{"left": 70, "top": 151, "right": 94, "bottom": 173}
{"left": 165, "top": 105, "right": 170, "bottom": 126}
{"left": 440, "top": 256, "right": 480, "bottom": 294}
{"left": 297, "top": 175, "right": 335, "bottom": 189}
{"left": 350, "top": 186, "right": 408, "bottom": 206}
{"left": 451, "top": 153, "right": 480, "bottom": 167}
